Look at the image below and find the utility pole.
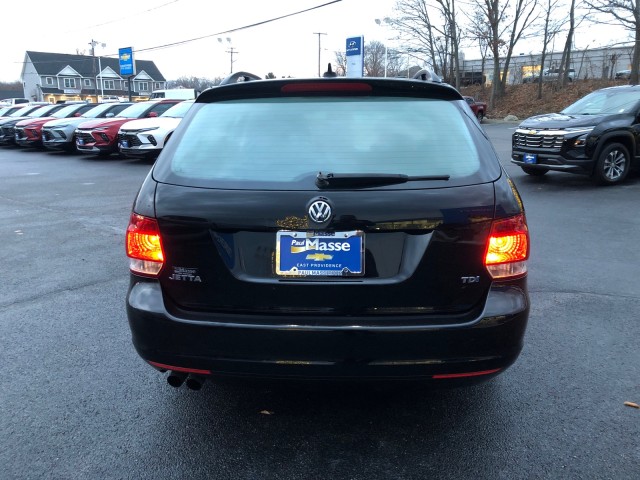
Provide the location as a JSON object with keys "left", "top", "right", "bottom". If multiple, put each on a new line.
{"left": 89, "top": 39, "right": 106, "bottom": 101}
{"left": 89, "top": 39, "right": 98, "bottom": 99}
{"left": 313, "top": 32, "right": 327, "bottom": 77}
{"left": 227, "top": 47, "right": 238, "bottom": 74}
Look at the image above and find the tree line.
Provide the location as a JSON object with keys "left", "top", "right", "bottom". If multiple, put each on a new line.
{"left": 333, "top": 0, "right": 639, "bottom": 109}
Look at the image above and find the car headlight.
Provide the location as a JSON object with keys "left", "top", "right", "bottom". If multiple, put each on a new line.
{"left": 564, "top": 126, "right": 595, "bottom": 135}
{"left": 565, "top": 126, "right": 595, "bottom": 147}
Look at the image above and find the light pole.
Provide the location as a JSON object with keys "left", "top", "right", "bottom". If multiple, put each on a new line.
{"left": 375, "top": 18, "right": 391, "bottom": 77}
{"left": 313, "top": 32, "right": 327, "bottom": 77}
{"left": 218, "top": 37, "right": 237, "bottom": 74}
{"left": 89, "top": 39, "right": 106, "bottom": 101}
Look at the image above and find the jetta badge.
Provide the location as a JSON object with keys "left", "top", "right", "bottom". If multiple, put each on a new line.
{"left": 308, "top": 199, "right": 332, "bottom": 223}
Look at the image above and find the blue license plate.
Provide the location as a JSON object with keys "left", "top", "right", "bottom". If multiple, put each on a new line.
{"left": 120, "top": 140, "right": 129, "bottom": 148}
{"left": 523, "top": 153, "right": 537, "bottom": 164}
{"left": 77, "top": 138, "right": 84, "bottom": 145}
{"left": 276, "top": 231, "right": 364, "bottom": 276}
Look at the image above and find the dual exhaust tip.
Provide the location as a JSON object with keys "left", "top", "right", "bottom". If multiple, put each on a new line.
{"left": 166, "top": 371, "right": 206, "bottom": 390}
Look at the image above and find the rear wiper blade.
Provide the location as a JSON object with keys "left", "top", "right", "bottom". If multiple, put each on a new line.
{"left": 316, "top": 172, "right": 450, "bottom": 188}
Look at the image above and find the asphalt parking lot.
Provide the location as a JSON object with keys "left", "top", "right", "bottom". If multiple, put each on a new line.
{"left": 1, "top": 128, "right": 639, "bottom": 480}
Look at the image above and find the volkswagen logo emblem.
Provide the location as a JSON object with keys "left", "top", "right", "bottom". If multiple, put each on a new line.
{"left": 308, "top": 199, "right": 332, "bottom": 224}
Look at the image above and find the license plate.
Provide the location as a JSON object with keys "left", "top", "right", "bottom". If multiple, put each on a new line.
{"left": 276, "top": 231, "right": 364, "bottom": 277}
{"left": 523, "top": 153, "right": 537, "bottom": 164}
{"left": 77, "top": 138, "right": 84, "bottom": 145}
{"left": 120, "top": 140, "right": 129, "bottom": 148}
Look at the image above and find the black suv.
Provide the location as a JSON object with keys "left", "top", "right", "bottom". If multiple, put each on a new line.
{"left": 512, "top": 85, "right": 640, "bottom": 185}
{"left": 126, "top": 70, "right": 530, "bottom": 390}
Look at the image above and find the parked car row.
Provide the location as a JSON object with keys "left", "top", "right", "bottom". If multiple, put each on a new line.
{"left": 0, "top": 99, "right": 193, "bottom": 159}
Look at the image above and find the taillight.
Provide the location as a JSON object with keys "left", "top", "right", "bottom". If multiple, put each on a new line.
{"left": 484, "top": 213, "right": 529, "bottom": 279}
{"left": 126, "top": 213, "right": 164, "bottom": 276}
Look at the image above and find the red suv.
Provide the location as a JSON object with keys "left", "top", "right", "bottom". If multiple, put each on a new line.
{"left": 14, "top": 103, "right": 96, "bottom": 148}
{"left": 75, "top": 100, "right": 180, "bottom": 156}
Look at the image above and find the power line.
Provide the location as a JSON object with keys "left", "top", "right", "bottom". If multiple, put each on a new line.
{"left": 63, "top": 0, "right": 181, "bottom": 34}
{"left": 134, "top": 0, "right": 342, "bottom": 54}
{"left": 9, "top": 0, "right": 343, "bottom": 71}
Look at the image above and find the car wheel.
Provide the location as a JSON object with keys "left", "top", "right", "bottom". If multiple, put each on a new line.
{"left": 476, "top": 111, "right": 484, "bottom": 123}
{"left": 521, "top": 166, "right": 548, "bottom": 176}
{"left": 593, "top": 143, "right": 630, "bottom": 185}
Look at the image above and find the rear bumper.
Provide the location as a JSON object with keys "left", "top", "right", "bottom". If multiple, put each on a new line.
{"left": 127, "top": 279, "right": 530, "bottom": 382}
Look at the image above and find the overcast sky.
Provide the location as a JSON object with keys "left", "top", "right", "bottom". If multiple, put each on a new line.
{"left": 1, "top": 0, "right": 632, "bottom": 83}
{"left": 1, "top": 0, "right": 398, "bottom": 82}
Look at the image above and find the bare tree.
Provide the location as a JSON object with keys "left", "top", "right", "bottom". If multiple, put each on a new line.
{"left": 334, "top": 51, "right": 347, "bottom": 76}
{"left": 464, "top": 7, "right": 494, "bottom": 91}
{"left": 167, "top": 76, "right": 222, "bottom": 90}
{"left": 556, "top": 0, "right": 576, "bottom": 87}
{"left": 334, "top": 41, "right": 405, "bottom": 78}
{"left": 434, "top": 0, "right": 462, "bottom": 87}
{"left": 585, "top": 0, "right": 640, "bottom": 84}
{"left": 386, "top": 1, "right": 446, "bottom": 77}
{"left": 535, "top": 0, "right": 563, "bottom": 98}
{"left": 365, "top": 41, "right": 388, "bottom": 77}
{"left": 387, "top": 0, "right": 462, "bottom": 86}
{"left": 474, "top": 0, "right": 540, "bottom": 107}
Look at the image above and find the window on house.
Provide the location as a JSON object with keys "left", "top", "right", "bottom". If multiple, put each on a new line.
{"left": 63, "top": 78, "right": 76, "bottom": 88}
{"left": 104, "top": 80, "right": 115, "bottom": 89}
{"left": 45, "top": 77, "right": 54, "bottom": 85}
{"left": 84, "top": 79, "right": 91, "bottom": 87}
{"left": 139, "top": 82, "right": 149, "bottom": 92}
{"left": 154, "top": 82, "right": 162, "bottom": 89}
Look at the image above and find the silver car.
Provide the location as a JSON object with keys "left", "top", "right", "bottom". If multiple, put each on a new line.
{"left": 42, "top": 102, "right": 132, "bottom": 152}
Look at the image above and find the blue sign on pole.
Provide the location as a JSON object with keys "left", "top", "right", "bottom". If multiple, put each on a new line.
{"left": 346, "top": 37, "right": 362, "bottom": 57}
{"left": 119, "top": 47, "right": 135, "bottom": 76}
{"left": 345, "top": 36, "right": 364, "bottom": 77}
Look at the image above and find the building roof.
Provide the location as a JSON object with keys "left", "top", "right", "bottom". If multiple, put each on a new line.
{"left": 25, "top": 51, "right": 166, "bottom": 81}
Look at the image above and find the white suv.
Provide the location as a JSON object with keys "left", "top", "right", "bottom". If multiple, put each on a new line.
{"left": 117, "top": 100, "right": 193, "bottom": 159}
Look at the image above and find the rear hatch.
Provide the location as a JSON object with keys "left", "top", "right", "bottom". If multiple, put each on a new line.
{"left": 147, "top": 79, "right": 504, "bottom": 324}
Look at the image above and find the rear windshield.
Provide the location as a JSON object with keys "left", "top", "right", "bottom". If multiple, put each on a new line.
{"left": 155, "top": 97, "right": 495, "bottom": 189}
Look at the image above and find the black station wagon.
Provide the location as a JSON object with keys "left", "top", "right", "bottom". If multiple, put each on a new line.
{"left": 126, "top": 69, "right": 530, "bottom": 390}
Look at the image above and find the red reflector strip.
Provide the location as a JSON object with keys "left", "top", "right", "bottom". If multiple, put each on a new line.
{"left": 432, "top": 368, "right": 501, "bottom": 379}
{"left": 281, "top": 82, "right": 373, "bottom": 93}
{"left": 148, "top": 361, "right": 211, "bottom": 375}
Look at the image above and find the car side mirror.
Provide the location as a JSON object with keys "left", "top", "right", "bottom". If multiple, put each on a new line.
{"left": 74, "top": 112, "right": 81, "bottom": 117}
{"left": 147, "top": 112, "right": 159, "bottom": 118}
{"left": 106, "top": 113, "right": 114, "bottom": 118}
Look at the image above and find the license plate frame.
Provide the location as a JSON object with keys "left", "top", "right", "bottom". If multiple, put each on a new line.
{"left": 276, "top": 230, "right": 364, "bottom": 277}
